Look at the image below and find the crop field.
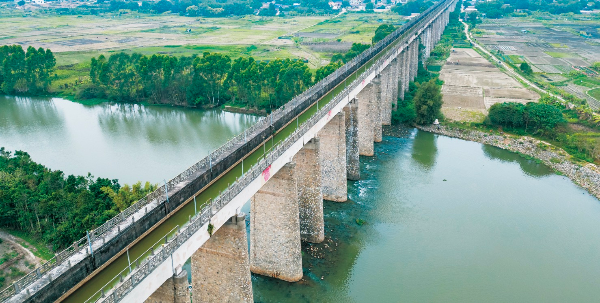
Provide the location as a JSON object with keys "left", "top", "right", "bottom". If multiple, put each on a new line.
{"left": 439, "top": 48, "right": 539, "bottom": 122}
{"left": 0, "top": 11, "right": 406, "bottom": 92}
{"left": 476, "top": 17, "right": 600, "bottom": 107}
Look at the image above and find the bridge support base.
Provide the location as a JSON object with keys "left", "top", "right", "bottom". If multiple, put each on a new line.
{"left": 319, "top": 112, "right": 347, "bottom": 202}
{"left": 294, "top": 139, "right": 325, "bottom": 243}
{"left": 344, "top": 99, "right": 360, "bottom": 181}
{"left": 250, "top": 163, "right": 303, "bottom": 282}
{"left": 191, "top": 214, "right": 253, "bottom": 303}
{"left": 145, "top": 270, "right": 190, "bottom": 303}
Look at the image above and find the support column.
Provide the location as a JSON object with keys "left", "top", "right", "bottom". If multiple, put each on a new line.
{"left": 398, "top": 50, "right": 407, "bottom": 101}
{"left": 357, "top": 84, "right": 374, "bottom": 156}
{"left": 391, "top": 57, "right": 399, "bottom": 111}
{"left": 381, "top": 64, "right": 393, "bottom": 125}
{"left": 410, "top": 40, "right": 418, "bottom": 82}
{"left": 319, "top": 112, "right": 347, "bottom": 202}
{"left": 293, "top": 139, "right": 324, "bottom": 242}
{"left": 145, "top": 270, "right": 190, "bottom": 303}
{"left": 344, "top": 99, "right": 359, "bottom": 181}
{"left": 250, "top": 163, "right": 302, "bottom": 282}
{"left": 372, "top": 76, "right": 383, "bottom": 143}
{"left": 192, "top": 214, "right": 252, "bottom": 303}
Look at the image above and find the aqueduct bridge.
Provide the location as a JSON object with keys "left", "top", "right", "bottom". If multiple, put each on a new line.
{"left": 2, "top": 0, "right": 456, "bottom": 301}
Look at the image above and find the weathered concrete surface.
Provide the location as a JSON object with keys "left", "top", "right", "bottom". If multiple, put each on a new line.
{"left": 399, "top": 51, "right": 406, "bottom": 101}
{"left": 293, "top": 139, "right": 325, "bottom": 243}
{"left": 390, "top": 57, "right": 399, "bottom": 111}
{"left": 371, "top": 76, "right": 383, "bottom": 143}
{"left": 381, "top": 64, "right": 393, "bottom": 125}
{"left": 344, "top": 99, "right": 360, "bottom": 181}
{"left": 357, "top": 84, "right": 374, "bottom": 156}
{"left": 319, "top": 112, "right": 348, "bottom": 202}
{"left": 145, "top": 270, "right": 189, "bottom": 303}
{"left": 250, "top": 163, "right": 302, "bottom": 282}
{"left": 191, "top": 214, "right": 252, "bottom": 303}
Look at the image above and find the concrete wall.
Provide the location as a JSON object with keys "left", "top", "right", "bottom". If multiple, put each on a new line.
{"left": 319, "top": 112, "right": 348, "bottom": 202}
{"left": 294, "top": 139, "right": 325, "bottom": 243}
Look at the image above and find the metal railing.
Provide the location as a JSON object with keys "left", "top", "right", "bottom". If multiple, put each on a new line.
{"left": 0, "top": 1, "right": 454, "bottom": 301}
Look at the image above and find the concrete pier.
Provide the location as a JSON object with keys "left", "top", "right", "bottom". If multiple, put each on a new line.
{"left": 381, "top": 64, "right": 393, "bottom": 125}
{"left": 398, "top": 50, "right": 406, "bottom": 101}
{"left": 191, "top": 214, "right": 252, "bottom": 303}
{"left": 319, "top": 112, "right": 348, "bottom": 202}
{"left": 372, "top": 76, "right": 383, "bottom": 143}
{"left": 344, "top": 99, "right": 360, "bottom": 181}
{"left": 357, "top": 84, "right": 374, "bottom": 156}
{"left": 250, "top": 163, "right": 302, "bottom": 282}
{"left": 390, "top": 57, "right": 399, "bottom": 111}
{"left": 293, "top": 139, "right": 324, "bottom": 243}
{"left": 145, "top": 270, "right": 190, "bottom": 303}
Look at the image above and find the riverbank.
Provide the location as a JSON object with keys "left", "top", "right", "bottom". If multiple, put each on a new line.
{"left": 418, "top": 124, "right": 600, "bottom": 200}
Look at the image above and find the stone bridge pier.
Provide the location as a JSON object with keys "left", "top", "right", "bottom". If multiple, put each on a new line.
{"left": 250, "top": 162, "right": 303, "bottom": 282}
{"left": 191, "top": 213, "right": 253, "bottom": 303}
{"left": 145, "top": 269, "right": 189, "bottom": 303}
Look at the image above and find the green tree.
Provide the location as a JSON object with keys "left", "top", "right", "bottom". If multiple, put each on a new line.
{"left": 366, "top": 2, "right": 374, "bottom": 10}
{"left": 520, "top": 62, "right": 533, "bottom": 75}
{"left": 372, "top": 24, "right": 396, "bottom": 44}
{"left": 524, "top": 102, "right": 565, "bottom": 131}
{"left": 488, "top": 102, "right": 525, "bottom": 127}
{"left": 314, "top": 61, "right": 342, "bottom": 83}
{"left": 414, "top": 79, "right": 443, "bottom": 124}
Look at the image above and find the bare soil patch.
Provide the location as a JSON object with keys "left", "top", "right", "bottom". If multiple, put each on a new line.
{"left": 439, "top": 48, "right": 539, "bottom": 122}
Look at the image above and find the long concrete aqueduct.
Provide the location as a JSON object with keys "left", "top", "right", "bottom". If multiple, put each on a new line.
{"left": 2, "top": 0, "right": 457, "bottom": 302}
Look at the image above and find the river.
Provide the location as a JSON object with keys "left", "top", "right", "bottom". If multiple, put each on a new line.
{"left": 2, "top": 97, "right": 600, "bottom": 302}
{"left": 0, "top": 96, "right": 259, "bottom": 185}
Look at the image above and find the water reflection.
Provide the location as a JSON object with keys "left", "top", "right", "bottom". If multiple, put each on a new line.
{"left": 0, "top": 96, "right": 65, "bottom": 131}
{"left": 411, "top": 130, "right": 438, "bottom": 168}
{"left": 482, "top": 144, "right": 553, "bottom": 177}
{"left": 0, "top": 96, "right": 259, "bottom": 184}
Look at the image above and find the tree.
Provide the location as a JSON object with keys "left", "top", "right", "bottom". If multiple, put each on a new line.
{"left": 372, "top": 24, "right": 395, "bottom": 44}
{"left": 520, "top": 62, "right": 533, "bottom": 75}
{"left": 365, "top": 2, "right": 374, "bottom": 10}
{"left": 314, "top": 61, "right": 342, "bottom": 83}
{"left": 17, "top": 0, "right": 25, "bottom": 6}
{"left": 414, "top": 79, "right": 443, "bottom": 124}
{"left": 488, "top": 102, "right": 525, "bottom": 127}
{"left": 523, "top": 102, "right": 564, "bottom": 131}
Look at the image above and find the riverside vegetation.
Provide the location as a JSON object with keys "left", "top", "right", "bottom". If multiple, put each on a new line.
{"left": 0, "top": 148, "right": 156, "bottom": 251}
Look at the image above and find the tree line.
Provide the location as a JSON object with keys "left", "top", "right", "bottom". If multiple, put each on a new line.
{"left": 81, "top": 42, "right": 373, "bottom": 110}
{"left": 0, "top": 148, "right": 156, "bottom": 250}
{"left": 0, "top": 45, "right": 56, "bottom": 95}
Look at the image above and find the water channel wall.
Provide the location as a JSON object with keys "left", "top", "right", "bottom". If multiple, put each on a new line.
{"left": 3, "top": 1, "right": 455, "bottom": 302}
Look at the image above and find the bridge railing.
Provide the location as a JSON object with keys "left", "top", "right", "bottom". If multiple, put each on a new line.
{"left": 0, "top": 1, "right": 452, "bottom": 301}
{"left": 94, "top": 2, "right": 454, "bottom": 302}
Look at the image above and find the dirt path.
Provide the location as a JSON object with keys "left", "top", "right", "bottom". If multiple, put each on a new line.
{"left": 0, "top": 230, "right": 42, "bottom": 267}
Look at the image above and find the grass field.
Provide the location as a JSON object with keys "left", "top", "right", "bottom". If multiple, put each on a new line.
{"left": 544, "top": 51, "right": 574, "bottom": 58}
{"left": 588, "top": 87, "right": 600, "bottom": 100}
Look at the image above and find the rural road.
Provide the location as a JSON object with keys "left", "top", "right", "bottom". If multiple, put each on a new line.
{"left": 461, "top": 20, "right": 567, "bottom": 103}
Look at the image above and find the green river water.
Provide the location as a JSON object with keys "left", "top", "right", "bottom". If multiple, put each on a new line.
{"left": 2, "top": 97, "right": 600, "bottom": 302}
